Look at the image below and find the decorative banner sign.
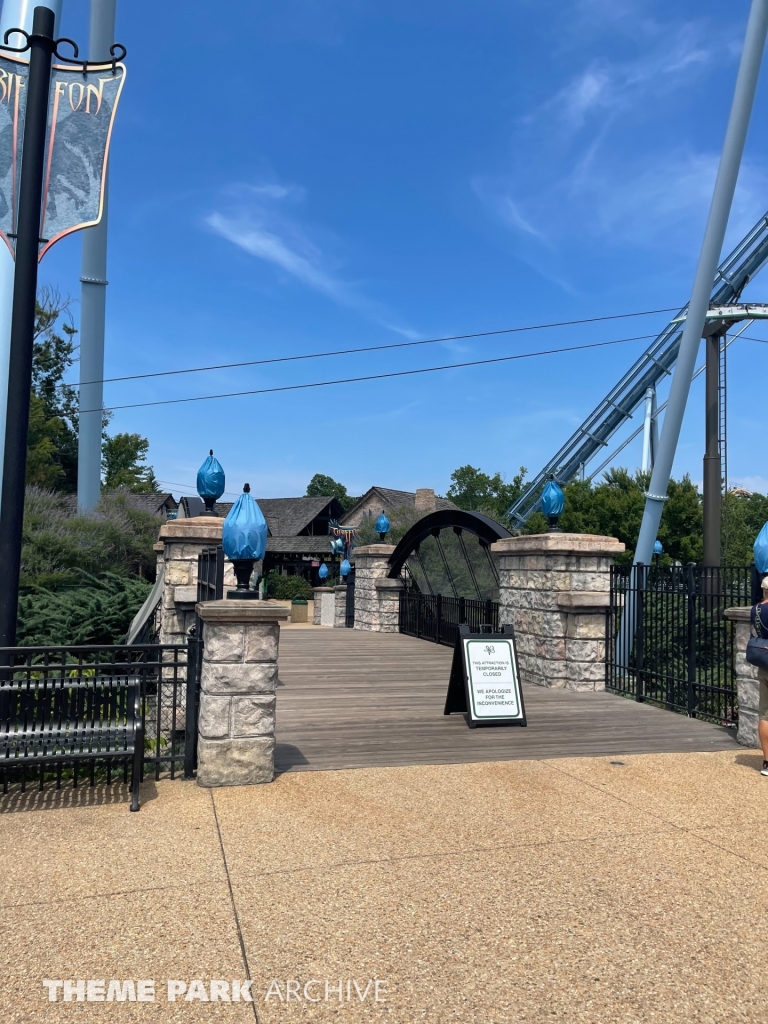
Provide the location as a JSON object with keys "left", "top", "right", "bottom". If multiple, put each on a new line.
{"left": 444, "top": 624, "right": 526, "bottom": 728}
{"left": 0, "top": 53, "right": 125, "bottom": 260}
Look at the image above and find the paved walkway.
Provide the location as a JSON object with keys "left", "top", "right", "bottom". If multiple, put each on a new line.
{"left": 1, "top": 749, "right": 766, "bottom": 1022}
{"left": 275, "top": 629, "right": 739, "bottom": 771}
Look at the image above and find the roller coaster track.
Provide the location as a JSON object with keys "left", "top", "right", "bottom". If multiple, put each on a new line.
{"left": 507, "top": 210, "right": 768, "bottom": 526}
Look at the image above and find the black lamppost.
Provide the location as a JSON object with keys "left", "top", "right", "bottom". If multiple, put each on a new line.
{"left": 375, "top": 510, "right": 390, "bottom": 542}
{"left": 0, "top": 10, "right": 125, "bottom": 646}
{"left": 197, "top": 450, "right": 225, "bottom": 516}
{"left": 541, "top": 476, "right": 565, "bottom": 532}
{"left": 222, "top": 484, "right": 268, "bottom": 600}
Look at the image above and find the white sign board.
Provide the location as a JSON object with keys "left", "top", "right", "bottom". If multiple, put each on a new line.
{"left": 463, "top": 638, "right": 524, "bottom": 722}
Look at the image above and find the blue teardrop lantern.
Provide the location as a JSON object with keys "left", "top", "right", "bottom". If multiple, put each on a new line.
{"left": 541, "top": 477, "right": 565, "bottom": 532}
{"left": 222, "top": 484, "right": 268, "bottom": 598}
{"left": 197, "top": 449, "right": 225, "bottom": 516}
{"left": 318, "top": 563, "right": 329, "bottom": 580}
{"left": 653, "top": 540, "right": 663, "bottom": 556}
{"left": 340, "top": 559, "right": 351, "bottom": 578}
{"left": 754, "top": 522, "right": 768, "bottom": 573}
{"left": 375, "top": 510, "right": 391, "bottom": 541}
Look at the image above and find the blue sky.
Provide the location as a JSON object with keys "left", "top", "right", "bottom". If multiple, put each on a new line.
{"left": 32, "top": 0, "right": 768, "bottom": 500}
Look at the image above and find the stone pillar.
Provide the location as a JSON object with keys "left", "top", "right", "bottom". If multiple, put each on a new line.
{"left": 195, "top": 600, "right": 290, "bottom": 786}
{"left": 313, "top": 587, "right": 323, "bottom": 625}
{"left": 313, "top": 587, "right": 335, "bottom": 626}
{"left": 157, "top": 518, "right": 235, "bottom": 645}
{"left": 492, "top": 533, "right": 625, "bottom": 691}
{"left": 352, "top": 544, "right": 404, "bottom": 632}
{"left": 723, "top": 607, "right": 758, "bottom": 748}
{"left": 334, "top": 583, "right": 348, "bottom": 628}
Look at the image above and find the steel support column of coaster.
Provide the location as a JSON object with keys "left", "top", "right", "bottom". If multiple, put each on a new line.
{"left": 77, "top": 0, "right": 117, "bottom": 512}
{"left": 633, "top": 0, "right": 768, "bottom": 571}
{"left": 617, "top": 0, "right": 768, "bottom": 670}
{"left": 0, "top": 0, "right": 61, "bottom": 508}
{"left": 0, "top": 6, "right": 56, "bottom": 647}
{"left": 703, "top": 329, "right": 724, "bottom": 566}
{"left": 641, "top": 387, "right": 657, "bottom": 474}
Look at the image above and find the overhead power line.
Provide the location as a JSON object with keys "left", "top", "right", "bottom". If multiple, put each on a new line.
{"left": 83, "top": 333, "right": 657, "bottom": 414}
{"left": 78, "top": 306, "right": 680, "bottom": 387}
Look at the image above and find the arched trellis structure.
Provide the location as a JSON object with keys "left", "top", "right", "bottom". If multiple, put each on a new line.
{"left": 386, "top": 509, "right": 511, "bottom": 600}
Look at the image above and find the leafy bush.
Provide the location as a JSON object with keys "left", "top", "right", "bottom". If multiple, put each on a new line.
{"left": 22, "top": 486, "right": 161, "bottom": 587}
{"left": 17, "top": 572, "right": 153, "bottom": 646}
{"left": 264, "top": 571, "right": 313, "bottom": 601}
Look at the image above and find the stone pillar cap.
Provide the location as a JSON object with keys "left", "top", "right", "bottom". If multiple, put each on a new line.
{"left": 353, "top": 544, "right": 396, "bottom": 556}
{"left": 723, "top": 606, "right": 751, "bottom": 621}
{"left": 159, "top": 518, "right": 223, "bottom": 543}
{"left": 196, "top": 600, "right": 290, "bottom": 622}
{"left": 492, "top": 533, "right": 625, "bottom": 557}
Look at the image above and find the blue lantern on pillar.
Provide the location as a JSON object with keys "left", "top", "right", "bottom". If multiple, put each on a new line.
{"left": 340, "top": 558, "right": 351, "bottom": 579}
{"left": 754, "top": 522, "right": 768, "bottom": 573}
{"left": 375, "top": 510, "right": 390, "bottom": 542}
{"left": 318, "top": 563, "right": 329, "bottom": 580}
{"left": 222, "top": 484, "right": 268, "bottom": 599}
{"left": 541, "top": 476, "right": 565, "bottom": 532}
{"left": 653, "top": 540, "right": 663, "bottom": 556}
{"left": 197, "top": 449, "right": 225, "bottom": 516}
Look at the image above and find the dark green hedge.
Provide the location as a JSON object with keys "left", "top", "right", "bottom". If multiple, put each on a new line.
{"left": 17, "top": 572, "right": 153, "bottom": 646}
{"left": 264, "top": 571, "right": 313, "bottom": 602}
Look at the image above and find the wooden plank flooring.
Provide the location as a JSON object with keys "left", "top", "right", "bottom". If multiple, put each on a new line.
{"left": 274, "top": 628, "right": 740, "bottom": 773}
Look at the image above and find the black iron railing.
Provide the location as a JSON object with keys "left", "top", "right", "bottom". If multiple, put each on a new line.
{"left": 0, "top": 638, "right": 202, "bottom": 792}
{"left": 606, "top": 564, "right": 752, "bottom": 726}
{"left": 345, "top": 570, "right": 355, "bottom": 628}
{"left": 198, "top": 546, "right": 224, "bottom": 604}
{"left": 399, "top": 592, "right": 499, "bottom": 647}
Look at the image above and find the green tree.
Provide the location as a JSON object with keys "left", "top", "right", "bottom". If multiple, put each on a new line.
{"left": 447, "top": 464, "right": 528, "bottom": 523}
{"left": 26, "top": 288, "right": 79, "bottom": 491}
{"left": 525, "top": 468, "right": 703, "bottom": 564}
{"left": 102, "top": 433, "right": 159, "bottom": 492}
{"left": 305, "top": 473, "right": 357, "bottom": 511}
{"left": 723, "top": 490, "right": 768, "bottom": 565}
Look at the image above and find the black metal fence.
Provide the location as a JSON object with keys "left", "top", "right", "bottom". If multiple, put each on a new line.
{"left": 1, "top": 638, "right": 202, "bottom": 792}
{"left": 198, "top": 546, "right": 224, "bottom": 602}
{"left": 345, "top": 570, "right": 355, "bottom": 627}
{"left": 606, "top": 564, "right": 752, "bottom": 726}
{"left": 399, "top": 592, "right": 499, "bottom": 647}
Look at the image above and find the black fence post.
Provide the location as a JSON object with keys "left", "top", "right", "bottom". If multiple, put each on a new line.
{"left": 635, "top": 563, "right": 645, "bottom": 702}
{"left": 184, "top": 634, "right": 203, "bottom": 779}
{"left": 686, "top": 562, "right": 697, "bottom": 717}
{"left": 436, "top": 594, "right": 443, "bottom": 645}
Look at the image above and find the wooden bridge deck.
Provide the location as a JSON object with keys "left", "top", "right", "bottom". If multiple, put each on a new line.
{"left": 274, "top": 629, "right": 739, "bottom": 772}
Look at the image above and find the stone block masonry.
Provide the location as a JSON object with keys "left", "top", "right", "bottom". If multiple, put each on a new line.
{"left": 723, "top": 606, "right": 758, "bottom": 748}
{"left": 352, "top": 545, "right": 404, "bottom": 633}
{"left": 157, "top": 518, "right": 236, "bottom": 645}
{"left": 196, "top": 600, "right": 290, "bottom": 786}
{"left": 492, "top": 533, "right": 625, "bottom": 692}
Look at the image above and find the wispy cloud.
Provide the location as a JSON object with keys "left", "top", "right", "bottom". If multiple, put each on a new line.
{"left": 205, "top": 181, "right": 417, "bottom": 337}
{"left": 207, "top": 213, "right": 346, "bottom": 301}
{"left": 473, "top": 9, "right": 757, "bottom": 272}
{"left": 532, "top": 23, "right": 711, "bottom": 133}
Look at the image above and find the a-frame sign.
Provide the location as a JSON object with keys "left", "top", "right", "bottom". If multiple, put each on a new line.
{"left": 444, "top": 624, "right": 526, "bottom": 728}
